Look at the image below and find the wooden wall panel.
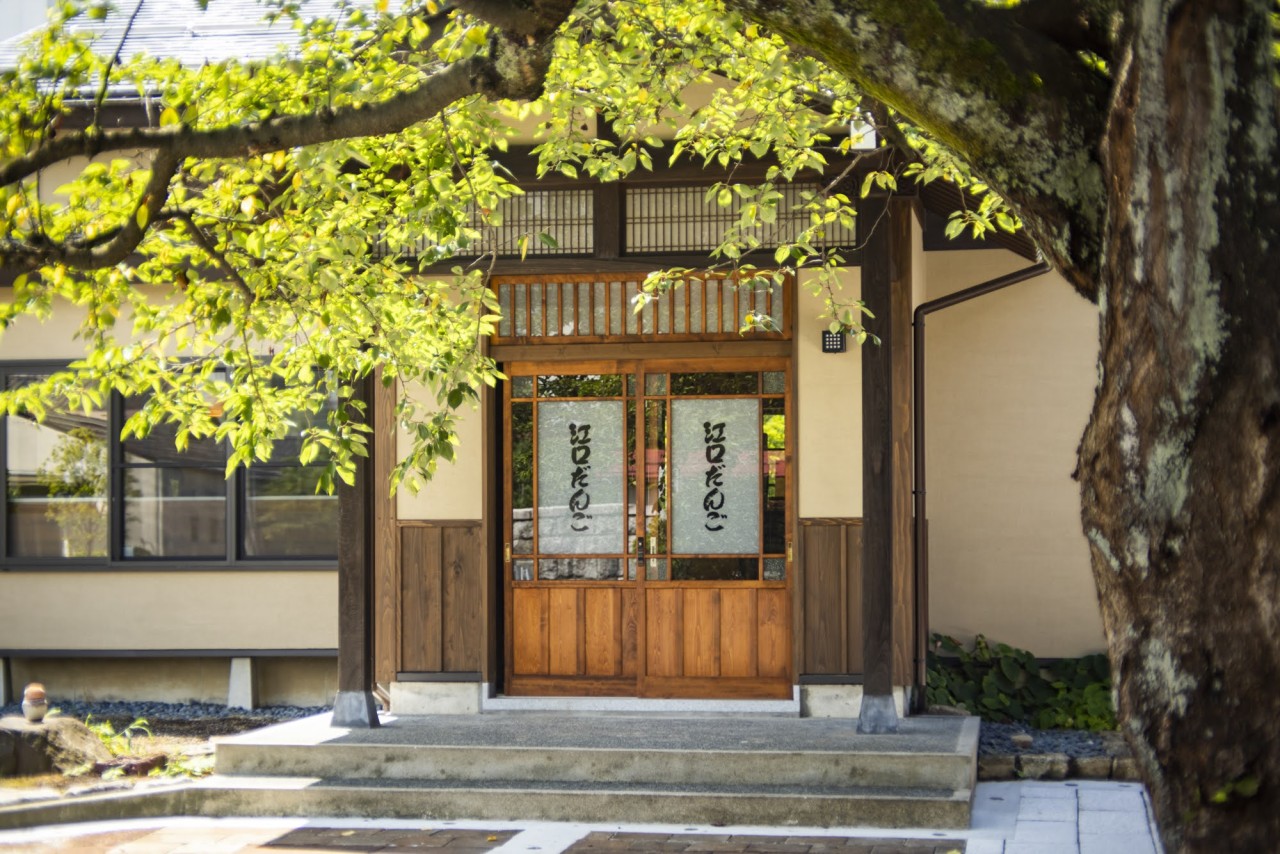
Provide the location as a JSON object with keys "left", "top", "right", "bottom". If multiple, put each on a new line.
{"left": 719, "top": 589, "right": 758, "bottom": 678}
{"left": 682, "top": 589, "right": 721, "bottom": 677}
{"left": 397, "top": 522, "right": 485, "bottom": 676}
{"left": 621, "top": 589, "right": 640, "bottom": 677}
{"left": 584, "top": 589, "right": 622, "bottom": 676}
{"left": 846, "top": 522, "right": 865, "bottom": 674}
{"left": 801, "top": 522, "right": 845, "bottom": 673}
{"left": 757, "top": 588, "right": 790, "bottom": 678}
{"left": 441, "top": 526, "right": 483, "bottom": 672}
{"left": 399, "top": 526, "right": 442, "bottom": 672}
{"left": 797, "top": 517, "right": 913, "bottom": 682}
{"left": 512, "top": 587, "right": 549, "bottom": 675}
{"left": 547, "top": 588, "right": 583, "bottom": 675}
{"left": 646, "top": 589, "right": 682, "bottom": 677}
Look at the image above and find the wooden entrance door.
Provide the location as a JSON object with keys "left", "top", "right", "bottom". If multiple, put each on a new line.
{"left": 503, "top": 359, "right": 792, "bottom": 699}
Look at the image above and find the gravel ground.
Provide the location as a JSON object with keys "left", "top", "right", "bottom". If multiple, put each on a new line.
{"left": 0, "top": 701, "right": 329, "bottom": 737}
{"left": 979, "top": 721, "right": 1123, "bottom": 758}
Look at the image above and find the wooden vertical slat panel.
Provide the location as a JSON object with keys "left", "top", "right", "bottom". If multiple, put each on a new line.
{"left": 547, "top": 587, "right": 582, "bottom": 675}
{"left": 399, "top": 526, "right": 442, "bottom": 672}
{"left": 683, "top": 589, "right": 721, "bottom": 677}
{"left": 584, "top": 588, "right": 621, "bottom": 676}
{"left": 373, "top": 374, "right": 398, "bottom": 685}
{"left": 890, "top": 200, "right": 916, "bottom": 686}
{"left": 441, "top": 525, "right": 482, "bottom": 671}
{"left": 720, "top": 588, "right": 758, "bottom": 678}
{"left": 512, "top": 587, "right": 550, "bottom": 675}
{"left": 646, "top": 588, "right": 681, "bottom": 677}
{"left": 802, "top": 523, "right": 844, "bottom": 674}
{"left": 846, "top": 522, "right": 865, "bottom": 674}
{"left": 757, "top": 588, "right": 790, "bottom": 678}
{"left": 621, "top": 588, "right": 640, "bottom": 677}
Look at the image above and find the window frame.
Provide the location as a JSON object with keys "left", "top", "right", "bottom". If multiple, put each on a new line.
{"left": 0, "top": 361, "right": 337, "bottom": 571}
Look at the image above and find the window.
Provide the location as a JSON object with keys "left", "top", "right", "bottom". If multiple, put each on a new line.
{"left": 1, "top": 364, "right": 337, "bottom": 566}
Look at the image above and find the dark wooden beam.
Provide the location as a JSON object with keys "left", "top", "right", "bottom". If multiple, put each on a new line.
{"left": 856, "top": 194, "right": 910, "bottom": 733}
{"left": 332, "top": 371, "right": 381, "bottom": 727}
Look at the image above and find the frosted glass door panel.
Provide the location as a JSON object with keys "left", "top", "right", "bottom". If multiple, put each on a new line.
{"left": 670, "top": 398, "right": 760, "bottom": 554}
{"left": 537, "top": 400, "right": 625, "bottom": 555}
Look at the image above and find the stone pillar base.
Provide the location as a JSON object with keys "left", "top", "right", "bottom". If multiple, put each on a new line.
{"left": 228, "top": 657, "right": 257, "bottom": 710}
{"left": 332, "top": 691, "right": 380, "bottom": 727}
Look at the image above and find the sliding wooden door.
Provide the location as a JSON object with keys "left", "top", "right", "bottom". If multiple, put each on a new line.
{"left": 504, "top": 359, "right": 791, "bottom": 698}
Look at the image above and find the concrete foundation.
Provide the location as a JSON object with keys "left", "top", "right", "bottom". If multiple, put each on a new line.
{"left": 800, "top": 684, "right": 908, "bottom": 718}
{"left": 390, "top": 681, "right": 482, "bottom": 715}
{"left": 227, "top": 658, "right": 257, "bottom": 711}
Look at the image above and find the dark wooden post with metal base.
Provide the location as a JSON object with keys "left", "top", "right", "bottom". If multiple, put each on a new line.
{"left": 332, "top": 371, "right": 381, "bottom": 728}
{"left": 857, "top": 195, "right": 909, "bottom": 734}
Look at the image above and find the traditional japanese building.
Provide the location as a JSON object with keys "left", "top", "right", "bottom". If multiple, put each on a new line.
{"left": 0, "top": 2, "right": 1103, "bottom": 717}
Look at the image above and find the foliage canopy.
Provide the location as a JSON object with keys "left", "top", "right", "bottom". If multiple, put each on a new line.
{"left": 0, "top": 0, "right": 1012, "bottom": 490}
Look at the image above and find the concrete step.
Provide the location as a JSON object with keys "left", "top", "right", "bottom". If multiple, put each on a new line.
{"left": 191, "top": 775, "right": 975, "bottom": 829}
{"left": 216, "top": 714, "right": 978, "bottom": 791}
{"left": 205, "top": 713, "right": 979, "bottom": 831}
{"left": 216, "top": 741, "right": 974, "bottom": 791}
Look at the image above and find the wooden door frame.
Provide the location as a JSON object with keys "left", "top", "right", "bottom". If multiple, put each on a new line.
{"left": 499, "top": 356, "right": 794, "bottom": 699}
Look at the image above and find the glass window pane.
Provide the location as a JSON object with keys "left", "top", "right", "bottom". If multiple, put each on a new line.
{"left": 243, "top": 467, "right": 338, "bottom": 558}
{"left": 671, "top": 557, "right": 756, "bottom": 581}
{"left": 536, "top": 400, "right": 626, "bottom": 555}
{"left": 645, "top": 558, "right": 668, "bottom": 580}
{"left": 626, "top": 283, "right": 639, "bottom": 335}
{"left": 513, "top": 559, "right": 534, "bottom": 581}
{"left": 123, "top": 468, "right": 227, "bottom": 558}
{"left": 538, "top": 557, "right": 622, "bottom": 580}
{"left": 644, "top": 373, "right": 668, "bottom": 395}
{"left": 6, "top": 408, "right": 109, "bottom": 558}
{"left": 511, "top": 376, "right": 534, "bottom": 399}
{"left": 670, "top": 372, "right": 758, "bottom": 396}
{"left": 763, "top": 372, "right": 785, "bottom": 395}
{"left": 642, "top": 399, "right": 668, "bottom": 554}
{"left": 763, "top": 399, "right": 787, "bottom": 554}
{"left": 610, "top": 281, "right": 623, "bottom": 335}
{"left": 764, "top": 557, "right": 787, "bottom": 581}
{"left": 537, "top": 374, "right": 623, "bottom": 398}
{"left": 670, "top": 398, "right": 760, "bottom": 555}
{"left": 514, "top": 285, "right": 527, "bottom": 336}
{"left": 122, "top": 397, "right": 222, "bottom": 465}
{"left": 511, "top": 401, "right": 533, "bottom": 553}
{"left": 547, "top": 284, "right": 561, "bottom": 337}
{"left": 530, "top": 283, "right": 544, "bottom": 337}
{"left": 498, "top": 285, "right": 513, "bottom": 337}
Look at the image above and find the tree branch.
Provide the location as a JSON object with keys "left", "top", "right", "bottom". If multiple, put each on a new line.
{"left": 0, "top": 149, "right": 179, "bottom": 271}
{"left": 732, "top": 0, "right": 1109, "bottom": 296}
{"left": 0, "top": 51, "right": 535, "bottom": 189}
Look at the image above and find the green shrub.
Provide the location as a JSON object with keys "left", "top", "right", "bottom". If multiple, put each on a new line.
{"left": 926, "top": 633, "right": 1116, "bottom": 730}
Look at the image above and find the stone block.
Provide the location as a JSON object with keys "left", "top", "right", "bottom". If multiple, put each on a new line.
{"left": 1071, "top": 755, "right": 1113, "bottom": 779}
{"left": 1017, "top": 753, "right": 1070, "bottom": 780}
{"left": 978, "top": 754, "right": 1016, "bottom": 780}
{"left": 1112, "top": 756, "right": 1142, "bottom": 780}
{"left": 0, "top": 715, "right": 111, "bottom": 777}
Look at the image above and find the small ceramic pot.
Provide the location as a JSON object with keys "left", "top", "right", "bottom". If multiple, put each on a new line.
{"left": 21, "top": 683, "right": 48, "bottom": 723}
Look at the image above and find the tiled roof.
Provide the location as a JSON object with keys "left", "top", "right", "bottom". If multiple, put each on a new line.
{"left": 0, "top": 0, "right": 360, "bottom": 73}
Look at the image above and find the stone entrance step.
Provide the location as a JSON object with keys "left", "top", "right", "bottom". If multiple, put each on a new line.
{"left": 190, "top": 775, "right": 973, "bottom": 829}
{"left": 207, "top": 713, "right": 979, "bottom": 830}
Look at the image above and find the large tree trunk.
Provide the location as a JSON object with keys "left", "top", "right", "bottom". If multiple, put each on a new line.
{"left": 1078, "top": 3, "right": 1280, "bottom": 851}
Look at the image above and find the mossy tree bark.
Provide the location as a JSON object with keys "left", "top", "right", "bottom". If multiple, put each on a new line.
{"left": 741, "top": 2, "right": 1279, "bottom": 850}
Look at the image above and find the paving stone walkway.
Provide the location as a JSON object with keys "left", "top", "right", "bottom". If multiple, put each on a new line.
{"left": 0, "top": 780, "right": 1161, "bottom": 854}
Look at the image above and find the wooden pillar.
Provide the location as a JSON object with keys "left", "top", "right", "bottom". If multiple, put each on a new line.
{"left": 333, "top": 371, "right": 380, "bottom": 728}
{"left": 857, "top": 195, "right": 911, "bottom": 733}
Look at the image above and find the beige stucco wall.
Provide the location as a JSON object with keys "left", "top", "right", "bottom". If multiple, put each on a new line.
{"left": 395, "top": 383, "right": 485, "bottom": 521}
{"left": 922, "top": 249, "right": 1104, "bottom": 657}
{"left": 8, "top": 655, "right": 336, "bottom": 705}
{"left": 0, "top": 570, "right": 336, "bottom": 650}
{"left": 796, "top": 268, "right": 862, "bottom": 518}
